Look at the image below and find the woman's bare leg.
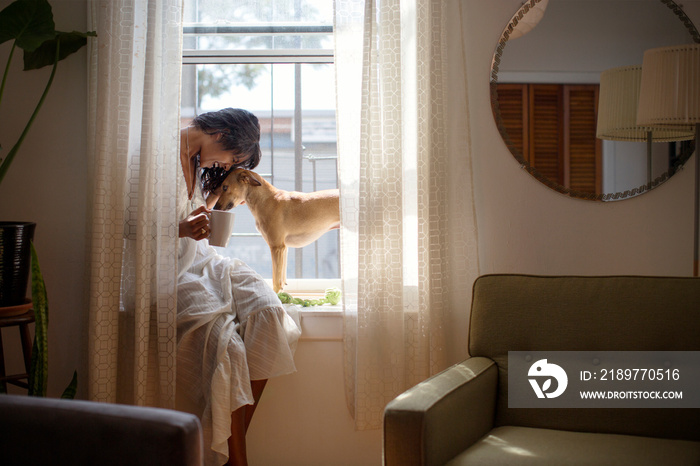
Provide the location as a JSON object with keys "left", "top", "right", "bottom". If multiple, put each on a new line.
{"left": 227, "top": 379, "right": 268, "bottom": 465}
{"left": 245, "top": 379, "right": 268, "bottom": 433}
{"left": 228, "top": 407, "right": 248, "bottom": 466}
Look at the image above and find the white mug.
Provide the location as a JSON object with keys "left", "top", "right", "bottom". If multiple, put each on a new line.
{"left": 209, "top": 210, "right": 235, "bottom": 247}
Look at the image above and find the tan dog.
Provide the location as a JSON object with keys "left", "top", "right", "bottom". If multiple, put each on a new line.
{"left": 212, "top": 168, "right": 340, "bottom": 292}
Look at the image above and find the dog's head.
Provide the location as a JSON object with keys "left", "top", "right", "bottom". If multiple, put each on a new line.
{"left": 212, "top": 168, "right": 262, "bottom": 211}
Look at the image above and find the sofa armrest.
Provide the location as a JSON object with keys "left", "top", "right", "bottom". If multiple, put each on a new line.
{"left": 0, "top": 395, "right": 203, "bottom": 466}
{"left": 383, "top": 356, "right": 498, "bottom": 466}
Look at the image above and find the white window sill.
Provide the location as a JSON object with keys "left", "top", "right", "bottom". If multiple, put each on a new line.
{"left": 284, "top": 302, "right": 342, "bottom": 341}
{"left": 299, "top": 304, "right": 342, "bottom": 317}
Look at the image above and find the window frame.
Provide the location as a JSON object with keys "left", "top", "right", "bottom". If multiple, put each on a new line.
{"left": 182, "top": 14, "right": 340, "bottom": 296}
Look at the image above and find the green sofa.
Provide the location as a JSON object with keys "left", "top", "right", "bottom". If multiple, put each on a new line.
{"left": 384, "top": 274, "right": 700, "bottom": 465}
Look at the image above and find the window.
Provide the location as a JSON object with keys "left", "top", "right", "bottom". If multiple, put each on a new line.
{"left": 181, "top": 0, "right": 339, "bottom": 290}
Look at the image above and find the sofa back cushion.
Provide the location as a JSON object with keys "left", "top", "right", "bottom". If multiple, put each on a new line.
{"left": 468, "top": 274, "right": 700, "bottom": 440}
{"left": 0, "top": 395, "right": 203, "bottom": 465}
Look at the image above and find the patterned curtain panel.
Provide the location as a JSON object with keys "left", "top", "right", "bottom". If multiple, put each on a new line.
{"left": 335, "top": 0, "right": 480, "bottom": 430}
{"left": 86, "top": 0, "right": 183, "bottom": 408}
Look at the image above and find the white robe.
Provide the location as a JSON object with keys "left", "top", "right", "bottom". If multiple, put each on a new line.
{"left": 176, "top": 177, "right": 301, "bottom": 465}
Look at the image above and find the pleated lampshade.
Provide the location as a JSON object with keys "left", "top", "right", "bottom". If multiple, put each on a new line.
{"left": 636, "top": 44, "right": 700, "bottom": 127}
{"left": 597, "top": 65, "right": 694, "bottom": 142}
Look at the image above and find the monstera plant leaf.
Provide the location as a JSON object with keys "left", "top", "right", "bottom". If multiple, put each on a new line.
{"left": 23, "top": 30, "right": 95, "bottom": 70}
{"left": 0, "top": 0, "right": 55, "bottom": 51}
{"left": 0, "top": 0, "right": 95, "bottom": 185}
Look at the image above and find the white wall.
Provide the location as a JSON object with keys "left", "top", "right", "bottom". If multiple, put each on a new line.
{"left": 0, "top": 1, "right": 698, "bottom": 466}
{"left": 247, "top": 311, "right": 383, "bottom": 466}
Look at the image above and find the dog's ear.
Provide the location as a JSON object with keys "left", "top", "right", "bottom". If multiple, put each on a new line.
{"left": 248, "top": 172, "right": 262, "bottom": 186}
{"left": 238, "top": 170, "right": 262, "bottom": 187}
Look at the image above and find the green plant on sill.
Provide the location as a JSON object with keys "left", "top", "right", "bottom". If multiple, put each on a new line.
{"left": 0, "top": 0, "right": 96, "bottom": 185}
{"left": 28, "top": 242, "right": 77, "bottom": 398}
{"left": 278, "top": 287, "right": 342, "bottom": 307}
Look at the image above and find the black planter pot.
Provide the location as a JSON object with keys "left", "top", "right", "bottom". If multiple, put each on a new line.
{"left": 0, "top": 222, "right": 36, "bottom": 308}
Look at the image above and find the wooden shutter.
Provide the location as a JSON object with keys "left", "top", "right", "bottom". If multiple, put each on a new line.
{"left": 565, "top": 85, "right": 602, "bottom": 194}
{"left": 494, "top": 84, "right": 528, "bottom": 162}
{"left": 529, "top": 84, "right": 564, "bottom": 184}
{"left": 495, "top": 83, "right": 601, "bottom": 195}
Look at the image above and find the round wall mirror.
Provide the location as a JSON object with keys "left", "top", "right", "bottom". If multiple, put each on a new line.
{"left": 491, "top": 0, "right": 699, "bottom": 201}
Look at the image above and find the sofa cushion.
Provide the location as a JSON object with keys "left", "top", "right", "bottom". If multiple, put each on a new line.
{"left": 446, "top": 426, "right": 700, "bottom": 466}
{"left": 469, "top": 275, "right": 700, "bottom": 355}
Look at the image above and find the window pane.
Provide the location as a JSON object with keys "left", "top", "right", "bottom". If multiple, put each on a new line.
{"left": 183, "top": 0, "right": 333, "bottom": 52}
{"left": 181, "top": 63, "right": 339, "bottom": 280}
{"left": 184, "top": 0, "right": 332, "bottom": 24}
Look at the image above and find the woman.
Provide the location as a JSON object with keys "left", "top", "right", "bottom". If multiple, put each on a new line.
{"left": 176, "top": 108, "right": 301, "bottom": 466}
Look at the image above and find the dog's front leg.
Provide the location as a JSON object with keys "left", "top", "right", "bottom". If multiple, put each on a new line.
{"left": 280, "top": 244, "right": 288, "bottom": 290}
{"left": 270, "top": 244, "right": 288, "bottom": 293}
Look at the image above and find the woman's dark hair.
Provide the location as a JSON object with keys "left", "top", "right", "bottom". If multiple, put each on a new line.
{"left": 193, "top": 108, "right": 262, "bottom": 193}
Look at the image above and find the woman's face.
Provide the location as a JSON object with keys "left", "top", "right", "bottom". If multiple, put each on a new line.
{"left": 199, "top": 132, "right": 249, "bottom": 170}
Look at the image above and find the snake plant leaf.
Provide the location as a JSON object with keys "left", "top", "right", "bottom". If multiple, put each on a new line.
{"left": 28, "top": 241, "right": 48, "bottom": 397}
{"left": 60, "top": 370, "right": 78, "bottom": 399}
{"left": 23, "top": 30, "right": 95, "bottom": 71}
{"left": 0, "top": 0, "right": 56, "bottom": 51}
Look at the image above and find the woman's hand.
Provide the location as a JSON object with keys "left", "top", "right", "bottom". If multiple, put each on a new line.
{"left": 179, "top": 205, "right": 211, "bottom": 240}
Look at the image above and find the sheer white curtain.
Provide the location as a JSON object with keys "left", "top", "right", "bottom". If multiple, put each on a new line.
{"left": 335, "top": 0, "right": 479, "bottom": 430}
{"left": 85, "top": 0, "right": 183, "bottom": 408}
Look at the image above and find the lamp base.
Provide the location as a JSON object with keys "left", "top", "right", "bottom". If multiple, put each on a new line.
{"left": 695, "top": 123, "right": 700, "bottom": 277}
